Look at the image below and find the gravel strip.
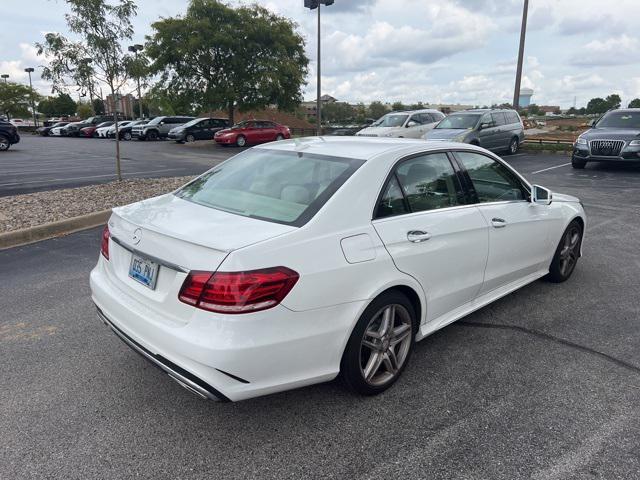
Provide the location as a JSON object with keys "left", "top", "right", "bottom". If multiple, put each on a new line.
{"left": 0, "top": 176, "right": 195, "bottom": 233}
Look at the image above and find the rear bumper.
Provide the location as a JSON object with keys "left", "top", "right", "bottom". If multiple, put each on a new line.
{"left": 90, "top": 257, "right": 362, "bottom": 401}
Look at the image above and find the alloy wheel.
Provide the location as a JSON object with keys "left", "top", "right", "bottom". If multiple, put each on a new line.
{"left": 186, "top": 134, "right": 195, "bottom": 143}
{"left": 0, "top": 136, "right": 9, "bottom": 151}
{"left": 237, "top": 135, "right": 246, "bottom": 147}
{"left": 559, "top": 226, "right": 581, "bottom": 277}
{"left": 510, "top": 138, "right": 518, "bottom": 154}
{"left": 359, "top": 304, "right": 412, "bottom": 386}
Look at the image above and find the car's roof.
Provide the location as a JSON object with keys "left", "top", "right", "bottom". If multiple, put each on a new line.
{"left": 256, "top": 136, "right": 483, "bottom": 161}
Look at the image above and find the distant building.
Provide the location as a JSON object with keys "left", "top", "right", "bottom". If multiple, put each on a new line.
{"left": 303, "top": 95, "right": 338, "bottom": 121}
{"left": 519, "top": 88, "right": 534, "bottom": 108}
{"left": 425, "top": 103, "right": 475, "bottom": 114}
{"left": 105, "top": 93, "right": 135, "bottom": 118}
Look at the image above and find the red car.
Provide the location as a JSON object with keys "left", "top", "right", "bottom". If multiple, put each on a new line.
{"left": 214, "top": 120, "right": 291, "bottom": 147}
{"left": 80, "top": 121, "right": 114, "bottom": 138}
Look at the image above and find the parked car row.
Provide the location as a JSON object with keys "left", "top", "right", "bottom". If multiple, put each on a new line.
{"left": 0, "top": 118, "right": 20, "bottom": 151}
{"left": 356, "top": 107, "right": 525, "bottom": 155}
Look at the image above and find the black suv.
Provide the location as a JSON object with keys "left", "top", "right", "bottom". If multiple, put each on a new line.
{"left": 572, "top": 109, "right": 640, "bottom": 168}
{"left": 0, "top": 120, "right": 20, "bottom": 151}
{"left": 168, "top": 117, "right": 229, "bottom": 143}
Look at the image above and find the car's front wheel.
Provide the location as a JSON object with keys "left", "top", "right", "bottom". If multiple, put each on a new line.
{"left": 275, "top": 134, "right": 284, "bottom": 141}
{"left": 147, "top": 130, "right": 158, "bottom": 141}
{"left": 341, "top": 291, "right": 416, "bottom": 395}
{"left": 0, "top": 135, "right": 10, "bottom": 151}
{"left": 572, "top": 157, "right": 587, "bottom": 169}
{"left": 186, "top": 134, "right": 196, "bottom": 143}
{"left": 236, "top": 135, "right": 247, "bottom": 147}
{"left": 546, "top": 220, "right": 583, "bottom": 283}
{"left": 122, "top": 132, "right": 132, "bottom": 141}
{"left": 506, "top": 137, "right": 519, "bottom": 155}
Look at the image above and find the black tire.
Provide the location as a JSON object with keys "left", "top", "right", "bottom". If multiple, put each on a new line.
{"left": 123, "top": 131, "right": 132, "bottom": 141}
{"left": 546, "top": 220, "right": 583, "bottom": 283}
{"left": 146, "top": 130, "right": 158, "bottom": 141}
{"left": 341, "top": 290, "right": 416, "bottom": 396}
{"left": 236, "top": 135, "right": 247, "bottom": 147}
{"left": 572, "top": 157, "right": 587, "bottom": 169}
{"left": 185, "top": 134, "right": 196, "bottom": 143}
{"left": 469, "top": 139, "right": 480, "bottom": 146}
{"left": 275, "top": 134, "right": 284, "bottom": 141}
{"left": 506, "top": 137, "right": 519, "bottom": 155}
{"left": 0, "top": 135, "right": 10, "bottom": 151}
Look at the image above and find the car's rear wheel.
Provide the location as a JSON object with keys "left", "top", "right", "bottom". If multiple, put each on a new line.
{"left": 236, "top": 135, "right": 247, "bottom": 147}
{"left": 572, "top": 157, "right": 587, "bottom": 169}
{"left": 0, "top": 135, "right": 10, "bottom": 151}
{"left": 275, "top": 134, "right": 284, "bottom": 141}
{"left": 147, "top": 130, "right": 158, "bottom": 141}
{"left": 341, "top": 291, "right": 416, "bottom": 395}
{"left": 123, "top": 131, "right": 132, "bottom": 141}
{"left": 186, "top": 134, "right": 196, "bottom": 143}
{"left": 546, "top": 220, "right": 583, "bottom": 283}
{"left": 506, "top": 137, "right": 519, "bottom": 155}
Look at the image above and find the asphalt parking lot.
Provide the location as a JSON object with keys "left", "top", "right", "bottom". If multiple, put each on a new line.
{"left": 0, "top": 135, "right": 238, "bottom": 196}
{"left": 1, "top": 153, "right": 640, "bottom": 479}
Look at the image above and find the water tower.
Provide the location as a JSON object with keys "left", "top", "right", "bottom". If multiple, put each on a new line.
{"left": 519, "top": 88, "right": 534, "bottom": 108}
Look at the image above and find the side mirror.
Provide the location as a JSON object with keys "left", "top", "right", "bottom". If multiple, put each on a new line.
{"left": 406, "top": 121, "right": 418, "bottom": 128}
{"left": 532, "top": 185, "right": 552, "bottom": 205}
{"left": 159, "top": 121, "right": 165, "bottom": 125}
{"left": 588, "top": 119, "right": 596, "bottom": 127}
{"left": 480, "top": 123, "right": 491, "bottom": 130}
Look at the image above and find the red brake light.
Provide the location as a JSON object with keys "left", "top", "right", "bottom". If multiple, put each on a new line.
{"left": 178, "top": 267, "right": 299, "bottom": 314}
{"left": 100, "top": 225, "right": 110, "bottom": 259}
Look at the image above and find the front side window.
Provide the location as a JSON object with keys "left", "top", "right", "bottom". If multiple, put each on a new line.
{"left": 492, "top": 113, "right": 506, "bottom": 126}
{"left": 175, "top": 150, "right": 364, "bottom": 226}
{"left": 456, "top": 151, "right": 527, "bottom": 203}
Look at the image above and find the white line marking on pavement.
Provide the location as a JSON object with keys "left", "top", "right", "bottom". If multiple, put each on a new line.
{"left": 0, "top": 168, "right": 187, "bottom": 187}
{"left": 532, "top": 162, "right": 571, "bottom": 174}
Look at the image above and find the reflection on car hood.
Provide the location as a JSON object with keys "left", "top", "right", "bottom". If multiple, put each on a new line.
{"left": 425, "top": 129, "right": 469, "bottom": 140}
{"left": 580, "top": 128, "right": 640, "bottom": 141}
{"left": 355, "top": 126, "right": 401, "bottom": 136}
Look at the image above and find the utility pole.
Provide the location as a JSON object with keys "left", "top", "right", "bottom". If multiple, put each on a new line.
{"left": 513, "top": 0, "right": 529, "bottom": 110}
{"left": 24, "top": 68, "right": 38, "bottom": 127}
{"left": 305, "top": 0, "right": 334, "bottom": 136}
{"left": 128, "top": 44, "right": 144, "bottom": 119}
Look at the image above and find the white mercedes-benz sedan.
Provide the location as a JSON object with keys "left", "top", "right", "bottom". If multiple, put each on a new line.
{"left": 90, "top": 137, "right": 586, "bottom": 402}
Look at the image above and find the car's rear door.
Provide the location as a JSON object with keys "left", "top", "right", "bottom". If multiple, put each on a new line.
{"left": 193, "top": 119, "right": 208, "bottom": 139}
{"left": 452, "top": 150, "right": 561, "bottom": 295}
{"left": 491, "top": 112, "right": 509, "bottom": 151}
{"left": 372, "top": 151, "right": 489, "bottom": 324}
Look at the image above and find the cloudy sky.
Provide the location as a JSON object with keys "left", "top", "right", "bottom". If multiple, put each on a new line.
{"left": 1, "top": 0, "right": 639, "bottom": 108}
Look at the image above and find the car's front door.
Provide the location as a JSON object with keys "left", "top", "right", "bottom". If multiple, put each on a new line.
{"left": 477, "top": 113, "right": 499, "bottom": 150}
{"left": 453, "top": 150, "right": 561, "bottom": 295}
{"left": 195, "top": 119, "right": 211, "bottom": 139}
{"left": 372, "top": 152, "right": 489, "bottom": 324}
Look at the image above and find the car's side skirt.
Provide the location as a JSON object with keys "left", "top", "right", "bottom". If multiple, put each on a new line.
{"left": 416, "top": 269, "right": 549, "bottom": 341}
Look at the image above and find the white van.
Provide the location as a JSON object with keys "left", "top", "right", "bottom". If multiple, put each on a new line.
{"left": 356, "top": 109, "right": 445, "bottom": 139}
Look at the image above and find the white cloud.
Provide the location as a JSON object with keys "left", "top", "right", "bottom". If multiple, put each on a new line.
{"left": 571, "top": 35, "right": 640, "bottom": 66}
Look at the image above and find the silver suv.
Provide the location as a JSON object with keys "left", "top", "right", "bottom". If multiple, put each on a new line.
{"left": 132, "top": 116, "right": 194, "bottom": 141}
{"left": 425, "top": 109, "right": 525, "bottom": 154}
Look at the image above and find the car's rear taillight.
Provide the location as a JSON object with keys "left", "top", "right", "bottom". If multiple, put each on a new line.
{"left": 178, "top": 267, "right": 299, "bottom": 314}
{"left": 100, "top": 225, "right": 110, "bottom": 260}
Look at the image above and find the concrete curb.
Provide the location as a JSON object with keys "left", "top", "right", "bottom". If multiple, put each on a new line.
{"left": 0, "top": 209, "right": 112, "bottom": 250}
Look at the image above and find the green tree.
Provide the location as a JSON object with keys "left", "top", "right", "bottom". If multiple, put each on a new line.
{"left": 605, "top": 94, "right": 621, "bottom": 110}
{"left": 92, "top": 98, "right": 105, "bottom": 115}
{"left": 0, "top": 82, "right": 39, "bottom": 120}
{"left": 322, "top": 102, "right": 355, "bottom": 124}
{"left": 586, "top": 97, "right": 609, "bottom": 115}
{"left": 629, "top": 98, "right": 640, "bottom": 108}
{"left": 38, "top": 0, "right": 138, "bottom": 181}
{"left": 391, "top": 101, "right": 406, "bottom": 111}
{"left": 77, "top": 101, "right": 93, "bottom": 118}
{"left": 527, "top": 104, "right": 541, "bottom": 116}
{"left": 146, "top": 0, "right": 308, "bottom": 125}
{"left": 368, "top": 101, "right": 387, "bottom": 120}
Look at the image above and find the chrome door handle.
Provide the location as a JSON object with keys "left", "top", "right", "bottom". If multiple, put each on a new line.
{"left": 407, "top": 230, "right": 431, "bottom": 243}
{"left": 491, "top": 218, "right": 507, "bottom": 228}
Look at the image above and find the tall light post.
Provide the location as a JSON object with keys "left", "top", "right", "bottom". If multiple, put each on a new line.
{"left": 1, "top": 74, "right": 8, "bottom": 83}
{"left": 24, "top": 67, "right": 38, "bottom": 127}
{"left": 305, "top": 0, "right": 334, "bottom": 136}
{"left": 513, "top": 0, "right": 529, "bottom": 110}
{"left": 128, "top": 44, "right": 144, "bottom": 119}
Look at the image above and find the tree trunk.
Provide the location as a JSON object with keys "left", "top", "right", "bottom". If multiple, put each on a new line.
{"left": 110, "top": 86, "right": 122, "bottom": 182}
{"left": 227, "top": 102, "right": 235, "bottom": 126}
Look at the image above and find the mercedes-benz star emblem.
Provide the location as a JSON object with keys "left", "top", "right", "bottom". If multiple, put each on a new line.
{"left": 132, "top": 228, "right": 142, "bottom": 245}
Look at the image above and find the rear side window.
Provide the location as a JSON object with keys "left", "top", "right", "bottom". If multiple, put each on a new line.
{"left": 176, "top": 150, "right": 364, "bottom": 226}
{"left": 456, "top": 151, "right": 527, "bottom": 203}
{"left": 377, "top": 176, "right": 409, "bottom": 218}
{"left": 492, "top": 113, "right": 506, "bottom": 126}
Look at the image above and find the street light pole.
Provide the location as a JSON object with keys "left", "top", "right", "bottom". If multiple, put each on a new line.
{"left": 128, "top": 44, "right": 144, "bottom": 120}
{"left": 24, "top": 68, "right": 38, "bottom": 128}
{"left": 316, "top": 3, "right": 321, "bottom": 136}
{"left": 513, "top": 0, "right": 529, "bottom": 110}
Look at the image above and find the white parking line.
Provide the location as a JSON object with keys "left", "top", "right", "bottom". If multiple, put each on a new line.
{"left": 532, "top": 162, "right": 571, "bottom": 174}
{"left": 0, "top": 168, "right": 186, "bottom": 187}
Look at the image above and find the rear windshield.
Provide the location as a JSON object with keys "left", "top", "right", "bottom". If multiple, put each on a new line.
{"left": 597, "top": 112, "right": 640, "bottom": 129}
{"left": 175, "top": 149, "right": 365, "bottom": 226}
{"left": 436, "top": 114, "right": 481, "bottom": 129}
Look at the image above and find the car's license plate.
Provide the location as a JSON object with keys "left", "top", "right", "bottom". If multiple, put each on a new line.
{"left": 128, "top": 254, "right": 159, "bottom": 289}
